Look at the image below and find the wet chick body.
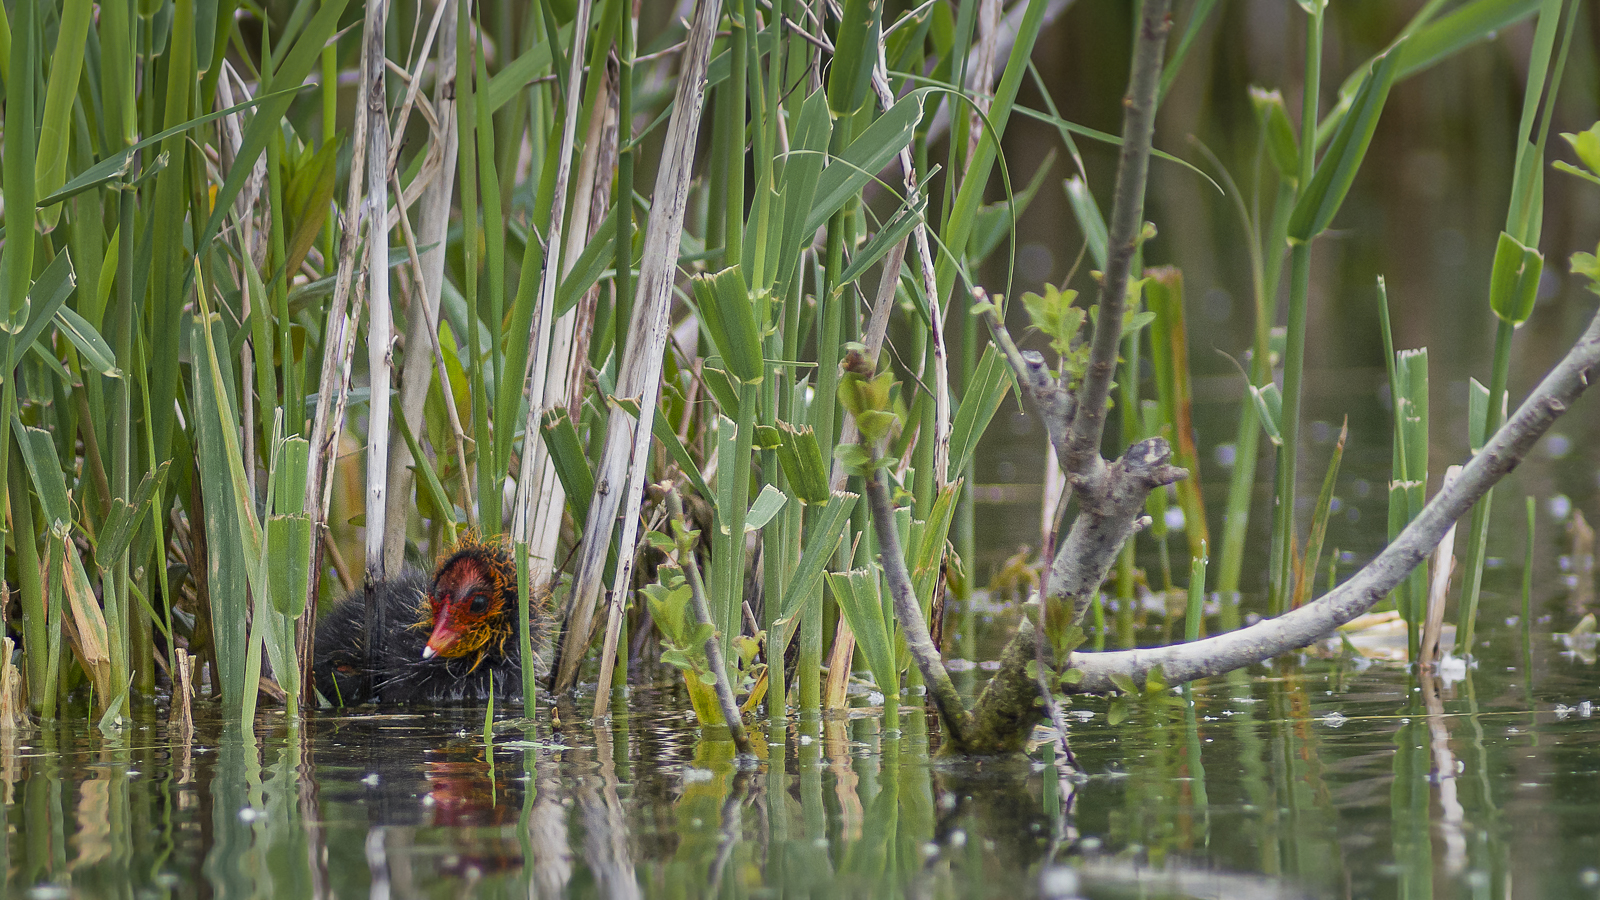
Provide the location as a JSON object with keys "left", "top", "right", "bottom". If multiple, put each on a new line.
{"left": 312, "top": 538, "right": 549, "bottom": 705}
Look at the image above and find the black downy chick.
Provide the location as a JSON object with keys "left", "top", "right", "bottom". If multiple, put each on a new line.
{"left": 312, "top": 536, "right": 550, "bottom": 704}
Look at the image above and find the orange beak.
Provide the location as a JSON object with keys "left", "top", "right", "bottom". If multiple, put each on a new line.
{"left": 423, "top": 619, "right": 462, "bottom": 659}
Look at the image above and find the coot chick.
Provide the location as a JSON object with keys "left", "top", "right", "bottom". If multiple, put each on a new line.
{"left": 313, "top": 536, "right": 550, "bottom": 705}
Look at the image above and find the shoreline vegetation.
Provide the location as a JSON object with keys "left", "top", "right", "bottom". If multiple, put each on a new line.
{"left": 2, "top": 0, "right": 1598, "bottom": 759}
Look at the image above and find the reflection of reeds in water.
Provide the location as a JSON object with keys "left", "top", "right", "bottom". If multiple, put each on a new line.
{"left": 582, "top": 722, "right": 642, "bottom": 900}
{"left": 526, "top": 743, "right": 573, "bottom": 898}
{"left": 0, "top": 697, "right": 1447, "bottom": 897}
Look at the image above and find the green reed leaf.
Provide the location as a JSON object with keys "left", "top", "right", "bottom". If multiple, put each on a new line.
{"left": 805, "top": 89, "right": 929, "bottom": 237}
{"left": 1288, "top": 39, "right": 1406, "bottom": 242}
{"left": 692, "top": 267, "right": 764, "bottom": 384}
{"left": 1488, "top": 231, "right": 1543, "bottom": 326}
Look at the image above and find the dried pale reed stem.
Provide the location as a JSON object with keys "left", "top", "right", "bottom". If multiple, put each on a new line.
{"left": 389, "top": 168, "right": 472, "bottom": 542}
{"left": 177, "top": 649, "right": 196, "bottom": 737}
{"left": 1420, "top": 466, "right": 1463, "bottom": 667}
{"left": 361, "top": 0, "right": 395, "bottom": 689}
{"left": 300, "top": 0, "right": 376, "bottom": 686}
{"left": 383, "top": 0, "right": 463, "bottom": 572}
{"left": 0, "top": 636, "right": 25, "bottom": 734}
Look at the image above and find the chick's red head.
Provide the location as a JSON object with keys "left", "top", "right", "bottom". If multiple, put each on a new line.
{"left": 419, "top": 538, "right": 516, "bottom": 661}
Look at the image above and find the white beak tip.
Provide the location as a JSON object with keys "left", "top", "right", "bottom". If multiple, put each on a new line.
{"left": 421, "top": 646, "right": 437, "bottom": 660}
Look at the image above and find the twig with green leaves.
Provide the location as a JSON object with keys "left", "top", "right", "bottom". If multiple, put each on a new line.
{"left": 645, "top": 485, "right": 753, "bottom": 756}
{"left": 837, "top": 351, "right": 974, "bottom": 747}
{"left": 840, "top": 0, "right": 1185, "bottom": 753}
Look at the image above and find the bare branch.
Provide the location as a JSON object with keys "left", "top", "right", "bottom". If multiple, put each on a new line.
{"left": 1049, "top": 438, "right": 1185, "bottom": 625}
{"left": 1064, "top": 0, "right": 1171, "bottom": 488}
{"left": 978, "top": 293, "right": 1073, "bottom": 464}
{"left": 864, "top": 467, "right": 976, "bottom": 748}
{"left": 666, "top": 489, "right": 753, "bottom": 756}
{"left": 1067, "top": 308, "right": 1600, "bottom": 691}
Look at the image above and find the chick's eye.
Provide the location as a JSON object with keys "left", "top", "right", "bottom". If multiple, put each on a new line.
{"left": 468, "top": 593, "right": 489, "bottom": 614}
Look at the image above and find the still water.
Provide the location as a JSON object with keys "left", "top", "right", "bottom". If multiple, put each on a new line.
{"left": 6, "top": 610, "right": 1600, "bottom": 900}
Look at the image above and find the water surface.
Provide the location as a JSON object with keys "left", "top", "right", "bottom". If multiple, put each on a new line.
{"left": 7, "top": 614, "right": 1600, "bottom": 899}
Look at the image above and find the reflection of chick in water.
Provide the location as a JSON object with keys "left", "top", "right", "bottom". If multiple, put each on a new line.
{"left": 313, "top": 535, "right": 551, "bottom": 704}
{"left": 424, "top": 749, "right": 525, "bottom": 879}
{"left": 424, "top": 754, "right": 518, "bottom": 828}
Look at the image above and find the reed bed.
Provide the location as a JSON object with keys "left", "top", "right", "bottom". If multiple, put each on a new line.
{"left": 0, "top": 0, "right": 1590, "bottom": 742}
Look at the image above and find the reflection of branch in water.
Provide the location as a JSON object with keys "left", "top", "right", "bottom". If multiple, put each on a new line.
{"left": 928, "top": 762, "right": 1052, "bottom": 881}
{"left": 1040, "top": 753, "right": 1081, "bottom": 872}
{"left": 1051, "top": 856, "right": 1317, "bottom": 900}
{"left": 708, "top": 770, "right": 753, "bottom": 892}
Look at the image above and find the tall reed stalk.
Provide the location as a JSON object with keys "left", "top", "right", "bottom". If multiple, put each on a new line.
{"left": 1454, "top": 0, "right": 1576, "bottom": 655}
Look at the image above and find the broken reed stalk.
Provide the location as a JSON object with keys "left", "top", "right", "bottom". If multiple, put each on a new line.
{"left": 170, "top": 647, "right": 195, "bottom": 738}
{"left": 361, "top": 0, "right": 395, "bottom": 691}
{"left": 0, "top": 636, "right": 23, "bottom": 734}
{"left": 1419, "top": 465, "right": 1462, "bottom": 666}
